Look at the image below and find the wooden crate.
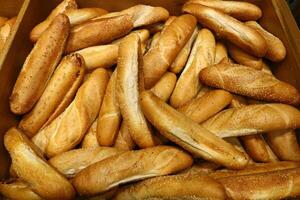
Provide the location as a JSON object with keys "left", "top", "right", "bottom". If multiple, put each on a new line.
{"left": 0, "top": 0, "right": 299, "bottom": 179}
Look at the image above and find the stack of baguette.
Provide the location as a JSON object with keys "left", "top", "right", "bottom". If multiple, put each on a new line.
{"left": 2, "top": 0, "right": 300, "bottom": 199}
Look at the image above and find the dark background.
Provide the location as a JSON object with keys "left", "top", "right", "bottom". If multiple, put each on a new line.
{"left": 288, "top": 0, "right": 300, "bottom": 26}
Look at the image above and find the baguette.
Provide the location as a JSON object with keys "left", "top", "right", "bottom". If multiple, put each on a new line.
{"left": 143, "top": 14, "right": 197, "bottom": 88}
{"left": 4, "top": 128, "right": 75, "bottom": 199}
{"left": 0, "top": 180, "right": 42, "bottom": 200}
{"left": 65, "top": 7, "right": 108, "bottom": 26}
{"left": 186, "top": 0, "right": 262, "bottom": 21}
{"left": 29, "top": 0, "right": 77, "bottom": 42}
{"left": 246, "top": 21, "right": 286, "bottom": 62}
{"left": 19, "top": 53, "right": 85, "bottom": 137}
{"left": 116, "top": 33, "right": 155, "bottom": 148}
{"left": 10, "top": 14, "right": 70, "bottom": 115}
{"left": 170, "top": 28, "right": 215, "bottom": 108}
{"left": 178, "top": 90, "right": 232, "bottom": 123}
{"left": 241, "top": 134, "right": 279, "bottom": 163}
{"left": 169, "top": 27, "right": 198, "bottom": 74}
{"left": 114, "top": 174, "right": 226, "bottom": 200}
{"left": 202, "top": 103, "right": 300, "bottom": 138}
{"left": 199, "top": 63, "right": 300, "bottom": 105}
{"left": 267, "top": 130, "right": 300, "bottom": 161}
{"left": 211, "top": 161, "right": 300, "bottom": 179}
{"left": 114, "top": 122, "right": 136, "bottom": 150}
{"left": 140, "top": 91, "right": 249, "bottom": 169}
{"left": 32, "top": 68, "right": 109, "bottom": 157}
{"left": 97, "top": 70, "right": 122, "bottom": 146}
{"left": 150, "top": 72, "right": 177, "bottom": 102}
{"left": 49, "top": 147, "right": 125, "bottom": 178}
{"left": 183, "top": 3, "right": 267, "bottom": 57}
{"left": 218, "top": 167, "right": 300, "bottom": 199}
{"left": 72, "top": 146, "right": 193, "bottom": 196}
{"left": 227, "top": 43, "right": 263, "bottom": 70}
{"left": 214, "top": 42, "right": 228, "bottom": 64}
{"left": 0, "top": 17, "right": 16, "bottom": 51}
{"left": 65, "top": 14, "right": 133, "bottom": 53}
{"left": 81, "top": 119, "right": 100, "bottom": 148}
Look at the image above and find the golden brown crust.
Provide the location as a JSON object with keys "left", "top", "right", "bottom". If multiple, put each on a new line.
{"left": 150, "top": 72, "right": 177, "bottom": 102}
{"left": 199, "top": 63, "right": 300, "bottom": 105}
{"left": 81, "top": 119, "right": 100, "bottom": 148}
{"left": 202, "top": 103, "right": 300, "bottom": 138}
{"left": 140, "top": 91, "right": 248, "bottom": 169}
{"left": 19, "top": 53, "right": 85, "bottom": 137}
{"left": 0, "top": 179, "right": 42, "bottom": 200}
{"left": 65, "top": 14, "right": 133, "bottom": 53}
{"left": 72, "top": 146, "right": 193, "bottom": 196}
{"left": 267, "top": 130, "right": 300, "bottom": 161}
{"left": 114, "top": 174, "right": 226, "bottom": 200}
{"left": 32, "top": 68, "right": 109, "bottom": 157}
{"left": 178, "top": 90, "right": 232, "bottom": 123}
{"left": 170, "top": 28, "right": 215, "bottom": 108}
{"left": 97, "top": 70, "right": 122, "bottom": 146}
{"left": 30, "top": 0, "right": 77, "bottom": 42}
{"left": 180, "top": 162, "right": 221, "bottom": 176}
{"left": 143, "top": 14, "right": 197, "bottom": 88}
{"left": 245, "top": 21, "right": 286, "bottom": 62}
{"left": 49, "top": 147, "right": 125, "bottom": 178}
{"left": 227, "top": 43, "right": 263, "bottom": 70}
{"left": 114, "top": 122, "right": 136, "bottom": 150}
{"left": 214, "top": 42, "right": 228, "bottom": 64}
{"left": 186, "top": 0, "right": 262, "bottom": 21}
{"left": 116, "top": 33, "right": 155, "bottom": 148}
{"left": 169, "top": 27, "right": 199, "bottom": 74}
{"left": 10, "top": 14, "right": 70, "bottom": 115}
{"left": 218, "top": 167, "right": 300, "bottom": 199}
{"left": 4, "top": 128, "right": 75, "bottom": 199}
{"left": 211, "top": 161, "right": 300, "bottom": 179}
{"left": 65, "top": 7, "right": 108, "bottom": 26}
{"left": 183, "top": 3, "right": 267, "bottom": 57}
{"left": 240, "top": 134, "right": 278, "bottom": 163}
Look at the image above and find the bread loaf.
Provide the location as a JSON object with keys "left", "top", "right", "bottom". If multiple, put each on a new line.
{"left": 140, "top": 91, "right": 249, "bottom": 169}
{"left": 19, "top": 53, "right": 85, "bottom": 137}
{"left": 143, "top": 14, "right": 197, "bottom": 88}
{"left": 97, "top": 70, "right": 122, "bottom": 146}
{"left": 4, "top": 128, "right": 75, "bottom": 200}
{"left": 10, "top": 14, "right": 70, "bottom": 115}
{"left": 32, "top": 68, "right": 109, "bottom": 157}
{"left": 202, "top": 103, "right": 300, "bottom": 138}
{"left": 65, "top": 7, "right": 108, "bottom": 26}
{"left": 65, "top": 14, "right": 133, "bottom": 53}
{"left": 72, "top": 146, "right": 193, "bottom": 196}
{"left": 114, "top": 174, "right": 226, "bottom": 200}
{"left": 116, "top": 33, "right": 155, "bottom": 148}
{"left": 49, "top": 147, "right": 125, "bottom": 178}
{"left": 0, "top": 180, "right": 41, "bottom": 200}
{"left": 170, "top": 28, "right": 215, "bottom": 108}
{"left": 183, "top": 3, "right": 267, "bottom": 57}
{"left": 199, "top": 63, "right": 300, "bottom": 105}
{"left": 186, "top": 0, "right": 262, "bottom": 21}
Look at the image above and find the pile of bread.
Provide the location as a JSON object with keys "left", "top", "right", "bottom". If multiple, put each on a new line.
{"left": 1, "top": 0, "right": 300, "bottom": 199}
